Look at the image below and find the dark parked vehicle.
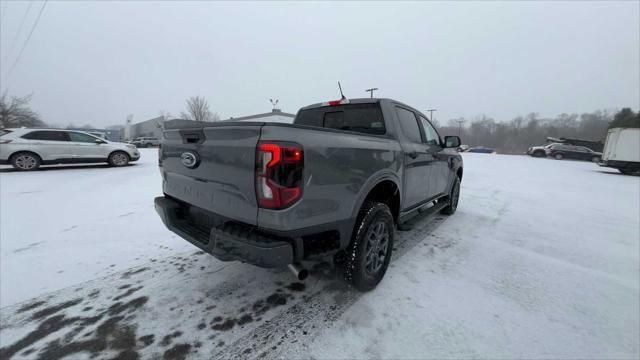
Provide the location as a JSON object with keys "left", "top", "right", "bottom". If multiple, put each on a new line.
{"left": 527, "top": 143, "right": 561, "bottom": 157}
{"left": 155, "top": 98, "right": 463, "bottom": 291}
{"left": 545, "top": 144, "right": 602, "bottom": 162}
{"left": 467, "top": 146, "right": 496, "bottom": 154}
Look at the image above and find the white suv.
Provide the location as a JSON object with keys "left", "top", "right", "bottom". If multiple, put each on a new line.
{"left": 0, "top": 128, "right": 140, "bottom": 171}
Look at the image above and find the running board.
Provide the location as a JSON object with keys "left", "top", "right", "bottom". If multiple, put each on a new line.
{"left": 397, "top": 201, "right": 448, "bottom": 231}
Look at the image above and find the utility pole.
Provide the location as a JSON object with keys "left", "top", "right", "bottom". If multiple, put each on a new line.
{"left": 427, "top": 109, "right": 436, "bottom": 122}
{"left": 456, "top": 118, "right": 465, "bottom": 137}
{"left": 365, "top": 88, "right": 379, "bottom": 98}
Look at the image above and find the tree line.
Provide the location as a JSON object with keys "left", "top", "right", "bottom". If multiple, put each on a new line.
{"left": 1, "top": 93, "right": 638, "bottom": 155}
{"left": 436, "top": 108, "right": 639, "bottom": 154}
{"left": 0, "top": 94, "right": 221, "bottom": 129}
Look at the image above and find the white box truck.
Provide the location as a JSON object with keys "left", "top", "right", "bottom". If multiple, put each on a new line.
{"left": 599, "top": 128, "right": 640, "bottom": 175}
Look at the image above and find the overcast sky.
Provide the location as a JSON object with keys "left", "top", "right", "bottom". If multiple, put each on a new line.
{"left": 1, "top": 1, "right": 638, "bottom": 128}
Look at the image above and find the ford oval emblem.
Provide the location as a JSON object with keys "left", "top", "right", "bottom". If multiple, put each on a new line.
{"left": 180, "top": 152, "right": 199, "bottom": 169}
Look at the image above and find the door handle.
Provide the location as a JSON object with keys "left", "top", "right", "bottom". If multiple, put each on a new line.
{"left": 408, "top": 152, "right": 418, "bottom": 159}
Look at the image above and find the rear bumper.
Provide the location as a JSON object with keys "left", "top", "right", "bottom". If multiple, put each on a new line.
{"left": 155, "top": 196, "right": 294, "bottom": 267}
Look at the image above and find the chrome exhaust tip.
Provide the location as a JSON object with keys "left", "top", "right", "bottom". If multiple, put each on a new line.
{"left": 288, "top": 263, "right": 308, "bottom": 281}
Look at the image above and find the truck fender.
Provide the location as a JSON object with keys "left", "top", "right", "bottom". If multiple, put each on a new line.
{"left": 349, "top": 171, "right": 402, "bottom": 221}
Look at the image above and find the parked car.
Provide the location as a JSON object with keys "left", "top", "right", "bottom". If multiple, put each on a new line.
{"left": 0, "top": 128, "right": 140, "bottom": 171}
{"left": 467, "top": 146, "right": 496, "bottom": 154}
{"left": 599, "top": 128, "right": 640, "bottom": 175}
{"left": 527, "top": 143, "right": 561, "bottom": 157}
{"left": 155, "top": 98, "right": 463, "bottom": 291}
{"left": 545, "top": 143, "right": 602, "bottom": 162}
{"left": 132, "top": 137, "right": 160, "bottom": 148}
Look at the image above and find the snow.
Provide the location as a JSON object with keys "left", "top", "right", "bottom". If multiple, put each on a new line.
{"left": 1, "top": 151, "right": 638, "bottom": 359}
{"left": 0, "top": 149, "right": 193, "bottom": 307}
{"left": 302, "top": 155, "right": 640, "bottom": 359}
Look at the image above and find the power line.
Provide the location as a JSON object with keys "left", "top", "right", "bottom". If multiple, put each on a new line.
{"left": 5, "top": 1, "right": 35, "bottom": 64}
{"left": 5, "top": 0, "right": 47, "bottom": 81}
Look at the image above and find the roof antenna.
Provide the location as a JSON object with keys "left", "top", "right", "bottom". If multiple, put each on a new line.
{"left": 338, "top": 81, "right": 346, "bottom": 100}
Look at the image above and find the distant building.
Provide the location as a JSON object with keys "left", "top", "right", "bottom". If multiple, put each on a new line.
{"left": 125, "top": 109, "right": 296, "bottom": 139}
{"left": 124, "top": 116, "right": 164, "bottom": 140}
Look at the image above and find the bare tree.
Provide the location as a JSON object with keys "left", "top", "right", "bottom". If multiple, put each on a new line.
{"left": 158, "top": 110, "right": 174, "bottom": 121}
{"left": 180, "top": 96, "right": 220, "bottom": 122}
{"left": 437, "top": 109, "right": 616, "bottom": 154}
{"left": 0, "top": 93, "right": 45, "bottom": 128}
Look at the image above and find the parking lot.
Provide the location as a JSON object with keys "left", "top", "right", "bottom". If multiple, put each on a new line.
{"left": 1, "top": 150, "right": 638, "bottom": 359}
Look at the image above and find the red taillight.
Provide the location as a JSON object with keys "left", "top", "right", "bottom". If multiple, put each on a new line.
{"left": 323, "top": 98, "right": 350, "bottom": 106}
{"left": 256, "top": 142, "right": 304, "bottom": 209}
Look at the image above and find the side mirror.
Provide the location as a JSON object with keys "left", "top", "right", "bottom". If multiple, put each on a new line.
{"left": 444, "top": 136, "right": 461, "bottom": 148}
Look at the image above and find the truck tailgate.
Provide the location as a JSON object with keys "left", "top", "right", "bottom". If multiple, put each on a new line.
{"left": 160, "top": 124, "right": 262, "bottom": 226}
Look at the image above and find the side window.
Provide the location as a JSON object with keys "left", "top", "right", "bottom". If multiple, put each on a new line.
{"left": 395, "top": 107, "right": 422, "bottom": 143}
{"left": 69, "top": 132, "right": 98, "bottom": 143}
{"left": 419, "top": 116, "right": 440, "bottom": 146}
{"left": 22, "top": 131, "right": 69, "bottom": 142}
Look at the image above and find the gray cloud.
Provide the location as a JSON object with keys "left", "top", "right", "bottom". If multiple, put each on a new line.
{"left": 1, "top": 1, "right": 638, "bottom": 128}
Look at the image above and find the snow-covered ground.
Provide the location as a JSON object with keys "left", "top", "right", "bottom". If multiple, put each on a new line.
{"left": 1, "top": 150, "right": 638, "bottom": 359}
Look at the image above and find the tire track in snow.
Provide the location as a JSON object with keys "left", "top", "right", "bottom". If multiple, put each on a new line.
{"left": 213, "top": 213, "right": 453, "bottom": 359}
{"left": 0, "top": 212, "right": 456, "bottom": 360}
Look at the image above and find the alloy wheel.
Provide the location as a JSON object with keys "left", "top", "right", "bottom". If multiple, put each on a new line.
{"left": 364, "top": 221, "right": 389, "bottom": 275}
{"left": 111, "top": 153, "right": 128, "bottom": 166}
{"left": 15, "top": 155, "right": 37, "bottom": 170}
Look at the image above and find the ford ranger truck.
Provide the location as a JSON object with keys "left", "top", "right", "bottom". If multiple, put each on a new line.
{"left": 155, "top": 98, "right": 463, "bottom": 291}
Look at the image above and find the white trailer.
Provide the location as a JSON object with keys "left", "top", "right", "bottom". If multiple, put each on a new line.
{"left": 600, "top": 128, "right": 640, "bottom": 175}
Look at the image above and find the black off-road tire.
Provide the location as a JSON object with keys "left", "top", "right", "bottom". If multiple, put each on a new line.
{"left": 108, "top": 151, "right": 130, "bottom": 167}
{"left": 344, "top": 201, "right": 394, "bottom": 292}
{"left": 441, "top": 176, "right": 461, "bottom": 215}
{"left": 10, "top": 151, "right": 42, "bottom": 171}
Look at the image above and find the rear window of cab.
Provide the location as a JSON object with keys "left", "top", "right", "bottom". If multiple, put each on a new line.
{"left": 294, "top": 103, "right": 386, "bottom": 135}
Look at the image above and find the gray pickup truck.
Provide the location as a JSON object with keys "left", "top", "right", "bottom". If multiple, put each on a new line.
{"left": 155, "top": 98, "right": 463, "bottom": 291}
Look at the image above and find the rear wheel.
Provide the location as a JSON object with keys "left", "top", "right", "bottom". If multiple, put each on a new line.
{"left": 108, "top": 151, "right": 130, "bottom": 167}
{"left": 344, "top": 201, "right": 394, "bottom": 292}
{"left": 441, "top": 176, "right": 461, "bottom": 215}
{"left": 10, "top": 152, "right": 41, "bottom": 171}
{"left": 554, "top": 153, "right": 564, "bottom": 160}
{"left": 533, "top": 151, "right": 545, "bottom": 158}
{"left": 591, "top": 156, "right": 601, "bottom": 163}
